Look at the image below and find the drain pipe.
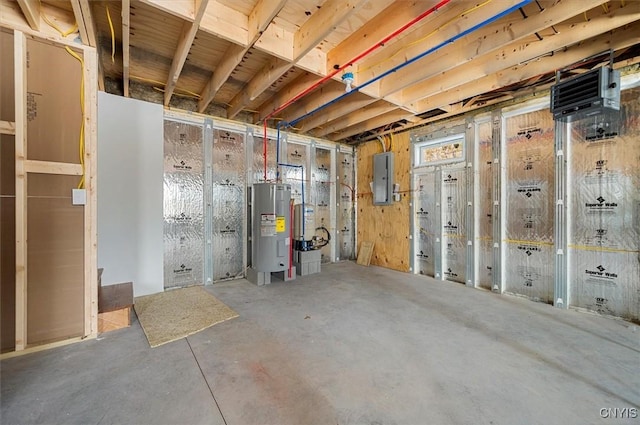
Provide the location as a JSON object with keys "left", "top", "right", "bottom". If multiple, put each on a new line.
{"left": 260, "top": 0, "right": 453, "bottom": 180}
{"left": 287, "top": 0, "right": 534, "bottom": 128}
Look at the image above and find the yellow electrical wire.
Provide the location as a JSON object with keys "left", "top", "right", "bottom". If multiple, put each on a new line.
{"left": 41, "top": 8, "right": 78, "bottom": 37}
{"left": 106, "top": 5, "right": 115, "bottom": 63}
{"left": 41, "top": 3, "right": 84, "bottom": 188}
{"left": 65, "top": 46, "right": 86, "bottom": 189}
{"left": 152, "top": 86, "right": 201, "bottom": 99}
{"left": 357, "top": 0, "right": 494, "bottom": 76}
{"left": 130, "top": 75, "right": 204, "bottom": 98}
{"left": 504, "top": 239, "right": 554, "bottom": 246}
{"left": 568, "top": 244, "right": 639, "bottom": 254}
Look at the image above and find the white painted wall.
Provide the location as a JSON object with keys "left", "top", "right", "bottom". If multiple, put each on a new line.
{"left": 97, "top": 92, "right": 164, "bottom": 296}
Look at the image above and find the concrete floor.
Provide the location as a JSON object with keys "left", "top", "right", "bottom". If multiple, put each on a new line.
{"left": 1, "top": 261, "right": 639, "bottom": 425}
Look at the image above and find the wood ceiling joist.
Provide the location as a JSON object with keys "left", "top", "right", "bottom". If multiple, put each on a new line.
{"left": 16, "top": 0, "right": 40, "bottom": 30}
{"left": 378, "top": 0, "right": 610, "bottom": 98}
{"left": 293, "top": 0, "right": 368, "bottom": 60}
{"left": 327, "top": 109, "right": 412, "bottom": 141}
{"left": 197, "top": 0, "right": 288, "bottom": 112}
{"left": 226, "top": 0, "right": 367, "bottom": 120}
{"left": 326, "top": 0, "right": 442, "bottom": 70}
{"left": 336, "top": 21, "right": 640, "bottom": 142}
{"left": 227, "top": 56, "right": 291, "bottom": 118}
{"left": 277, "top": 81, "right": 347, "bottom": 123}
{"left": 1, "top": 0, "right": 76, "bottom": 41}
{"left": 312, "top": 100, "right": 399, "bottom": 137}
{"left": 164, "top": 0, "right": 209, "bottom": 106}
{"left": 70, "top": 0, "right": 96, "bottom": 47}
{"left": 296, "top": 93, "right": 377, "bottom": 132}
{"left": 256, "top": 71, "right": 320, "bottom": 121}
{"left": 68, "top": 0, "right": 104, "bottom": 90}
{"left": 351, "top": 0, "right": 501, "bottom": 99}
{"left": 201, "top": 0, "right": 249, "bottom": 45}
{"left": 138, "top": 0, "right": 195, "bottom": 21}
{"left": 413, "top": 21, "right": 640, "bottom": 115}
{"left": 122, "top": 0, "right": 130, "bottom": 97}
{"left": 320, "top": 0, "right": 638, "bottom": 139}
{"left": 404, "top": 1, "right": 640, "bottom": 108}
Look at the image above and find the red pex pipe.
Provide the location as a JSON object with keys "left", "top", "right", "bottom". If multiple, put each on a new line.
{"left": 263, "top": 120, "right": 268, "bottom": 181}
{"left": 289, "top": 201, "right": 294, "bottom": 279}
{"left": 266, "top": 0, "right": 451, "bottom": 120}
{"left": 261, "top": 0, "right": 451, "bottom": 180}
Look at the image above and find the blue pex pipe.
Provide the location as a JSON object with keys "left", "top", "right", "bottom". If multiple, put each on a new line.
{"left": 276, "top": 121, "right": 287, "bottom": 182}
{"left": 287, "top": 0, "right": 534, "bottom": 127}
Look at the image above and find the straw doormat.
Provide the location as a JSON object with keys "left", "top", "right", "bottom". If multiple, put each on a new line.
{"left": 134, "top": 286, "right": 238, "bottom": 348}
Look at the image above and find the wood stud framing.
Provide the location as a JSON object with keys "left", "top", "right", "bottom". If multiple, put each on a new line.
{"left": 2, "top": 26, "right": 99, "bottom": 356}
{"left": 14, "top": 30, "right": 27, "bottom": 352}
{"left": 122, "top": 0, "right": 130, "bottom": 97}
{"left": 15, "top": 0, "right": 39, "bottom": 30}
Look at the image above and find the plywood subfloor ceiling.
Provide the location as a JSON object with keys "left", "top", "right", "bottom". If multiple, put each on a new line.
{"left": 3, "top": 0, "right": 640, "bottom": 143}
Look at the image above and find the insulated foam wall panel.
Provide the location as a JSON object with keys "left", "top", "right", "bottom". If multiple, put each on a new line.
{"left": 442, "top": 165, "right": 466, "bottom": 284}
{"left": 283, "top": 142, "right": 307, "bottom": 204}
{"left": 251, "top": 135, "right": 277, "bottom": 183}
{"left": 313, "top": 147, "right": 332, "bottom": 263}
{"left": 504, "top": 109, "right": 555, "bottom": 303}
{"left": 477, "top": 121, "right": 493, "bottom": 289}
{"left": 568, "top": 86, "right": 640, "bottom": 321}
{"left": 211, "top": 129, "right": 246, "bottom": 281}
{"left": 163, "top": 120, "right": 204, "bottom": 289}
{"left": 414, "top": 172, "right": 436, "bottom": 277}
{"left": 337, "top": 151, "right": 355, "bottom": 260}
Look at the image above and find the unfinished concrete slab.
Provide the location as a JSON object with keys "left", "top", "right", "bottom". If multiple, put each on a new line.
{"left": 2, "top": 262, "right": 638, "bottom": 425}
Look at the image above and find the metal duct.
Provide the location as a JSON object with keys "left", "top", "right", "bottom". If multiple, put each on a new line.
{"left": 504, "top": 109, "right": 555, "bottom": 302}
{"left": 568, "top": 86, "right": 640, "bottom": 321}
{"left": 163, "top": 120, "right": 204, "bottom": 289}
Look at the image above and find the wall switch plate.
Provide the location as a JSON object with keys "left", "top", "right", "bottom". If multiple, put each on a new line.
{"left": 72, "top": 188, "right": 86, "bottom": 205}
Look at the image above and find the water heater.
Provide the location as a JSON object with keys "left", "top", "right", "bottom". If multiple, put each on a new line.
{"left": 251, "top": 183, "right": 291, "bottom": 272}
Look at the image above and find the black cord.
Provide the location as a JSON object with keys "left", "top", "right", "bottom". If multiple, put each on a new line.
{"left": 315, "top": 226, "right": 331, "bottom": 248}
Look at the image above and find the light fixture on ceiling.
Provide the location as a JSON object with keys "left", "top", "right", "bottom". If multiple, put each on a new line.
{"left": 341, "top": 72, "right": 354, "bottom": 93}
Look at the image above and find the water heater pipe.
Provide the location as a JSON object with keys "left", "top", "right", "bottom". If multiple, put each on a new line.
{"left": 286, "top": 0, "right": 534, "bottom": 128}
{"left": 260, "top": 0, "right": 453, "bottom": 180}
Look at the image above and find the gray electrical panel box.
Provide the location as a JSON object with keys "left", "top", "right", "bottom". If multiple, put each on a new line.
{"left": 373, "top": 152, "right": 394, "bottom": 206}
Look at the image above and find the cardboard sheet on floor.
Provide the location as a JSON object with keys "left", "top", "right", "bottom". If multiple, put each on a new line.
{"left": 134, "top": 286, "right": 238, "bottom": 348}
